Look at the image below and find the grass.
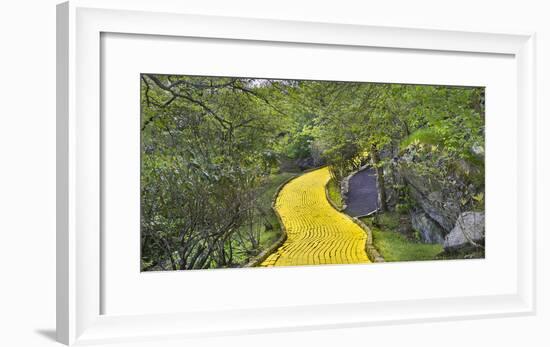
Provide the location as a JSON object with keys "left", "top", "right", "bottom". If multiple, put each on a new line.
{"left": 326, "top": 177, "right": 343, "bottom": 210}
{"left": 261, "top": 167, "right": 370, "bottom": 266}
{"left": 361, "top": 212, "right": 443, "bottom": 262}
{"left": 230, "top": 171, "right": 297, "bottom": 265}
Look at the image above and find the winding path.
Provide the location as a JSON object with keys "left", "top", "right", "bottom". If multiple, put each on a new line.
{"left": 344, "top": 167, "right": 379, "bottom": 217}
{"left": 261, "top": 167, "right": 371, "bottom": 267}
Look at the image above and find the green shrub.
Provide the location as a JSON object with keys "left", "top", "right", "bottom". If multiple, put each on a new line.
{"left": 363, "top": 213, "right": 443, "bottom": 262}
{"left": 326, "top": 178, "right": 343, "bottom": 210}
{"left": 400, "top": 128, "right": 443, "bottom": 151}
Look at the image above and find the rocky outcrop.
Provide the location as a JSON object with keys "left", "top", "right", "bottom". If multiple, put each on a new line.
{"left": 396, "top": 148, "right": 483, "bottom": 245}
{"left": 399, "top": 161, "right": 460, "bottom": 232}
{"left": 411, "top": 210, "right": 446, "bottom": 244}
{"left": 443, "top": 212, "right": 485, "bottom": 251}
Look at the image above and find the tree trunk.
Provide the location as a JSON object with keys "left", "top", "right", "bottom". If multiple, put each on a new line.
{"left": 371, "top": 145, "right": 388, "bottom": 212}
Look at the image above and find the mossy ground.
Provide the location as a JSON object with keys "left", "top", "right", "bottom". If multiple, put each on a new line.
{"left": 361, "top": 213, "right": 443, "bottom": 262}
{"left": 326, "top": 177, "right": 344, "bottom": 210}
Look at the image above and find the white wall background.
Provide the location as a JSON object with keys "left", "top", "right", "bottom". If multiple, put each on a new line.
{"left": 0, "top": 0, "right": 547, "bottom": 346}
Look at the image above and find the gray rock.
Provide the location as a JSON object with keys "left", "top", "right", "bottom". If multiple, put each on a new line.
{"left": 411, "top": 210, "right": 446, "bottom": 244}
{"left": 407, "top": 179, "right": 460, "bottom": 232}
{"left": 471, "top": 144, "right": 484, "bottom": 156}
{"left": 399, "top": 162, "right": 461, "bottom": 232}
{"left": 443, "top": 212, "right": 485, "bottom": 251}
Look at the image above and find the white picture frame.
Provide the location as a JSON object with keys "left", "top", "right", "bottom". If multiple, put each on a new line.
{"left": 56, "top": 1, "right": 536, "bottom": 345}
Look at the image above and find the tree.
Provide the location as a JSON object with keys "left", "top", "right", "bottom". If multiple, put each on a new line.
{"left": 140, "top": 75, "right": 289, "bottom": 269}
{"left": 140, "top": 74, "right": 486, "bottom": 270}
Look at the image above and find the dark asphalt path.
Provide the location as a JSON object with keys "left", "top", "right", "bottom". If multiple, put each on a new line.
{"left": 344, "top": 168, "right": 379, "bottom": 217}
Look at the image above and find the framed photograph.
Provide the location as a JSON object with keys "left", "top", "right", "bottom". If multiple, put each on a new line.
{"left": 139, "top": 74, "right": 486, "bottom": 271}
{"left": 57, "top": 1, "right": 536, "bottom": 345}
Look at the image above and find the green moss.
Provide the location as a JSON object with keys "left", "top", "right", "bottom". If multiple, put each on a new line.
{"left": 373, "top": 211, "right": 401, "bottom": 230}
{"left": 400, "top": 128, "right": 443, "bottom": 150}
{"left": 362, "top": 214, "right": 443, "bottom": 262}
{"left": 326, "top": 177, "right": 343, "bottom": 210}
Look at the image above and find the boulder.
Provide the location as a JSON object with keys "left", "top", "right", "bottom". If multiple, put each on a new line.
{"left": 398, "top": 158, "right": 461, "bottom": 232}
{"left": 443, "top": 212, "right": 485, "bottom": 251}
{"left": 411, "top": 210, "right": 446, "bottom": 244}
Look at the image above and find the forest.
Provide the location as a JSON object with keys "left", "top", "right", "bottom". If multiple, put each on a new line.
{"left": 140, "top": 74, "right": 485, "bottom": 271}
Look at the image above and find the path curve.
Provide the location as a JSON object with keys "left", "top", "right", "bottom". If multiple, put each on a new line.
{"left": 344, "top": 167, "right": 379, "bottom": 217}
{"left": 261, "top": 167, "right": 371, "bottom": 267}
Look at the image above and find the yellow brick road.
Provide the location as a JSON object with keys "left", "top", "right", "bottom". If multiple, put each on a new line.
{"left": 261, "top": 167, "right": 371, "bottom": 267}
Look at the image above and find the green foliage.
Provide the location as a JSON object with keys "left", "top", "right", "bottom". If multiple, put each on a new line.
{"left": 401, "top": 137, "right": 484, "bottom": 215}
{"left": 285, "top": 130, "right": 314, "bottom": 159}
{"left": 400, "top": 128, "right": 443, "bottom": 150}
{"left": 227, "top": 172, "right": 296, "bottom": 265}
{"left": 140, "top": 73, "right": 485, "bottom": 270}
{"left": 372, "top": 228, "right": 443, "bottom": 262}
{"left": 395, "top": 203, "right": 411, "bottom": 214}
{"left": 326, "top": 178, "right": 343, "bottom": 210}
{"left": 362, "top": 215, "right": 443, "bottom": 262}
{"left": 372, "top": 211, "right": 401, "bottom": 230}
{"left": 140, "top": 75, "right": 291, "bottom": 270}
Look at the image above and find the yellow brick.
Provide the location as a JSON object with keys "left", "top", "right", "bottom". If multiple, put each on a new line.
{"left": 261, "top": 167, "right": 371, "bottom": 267}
